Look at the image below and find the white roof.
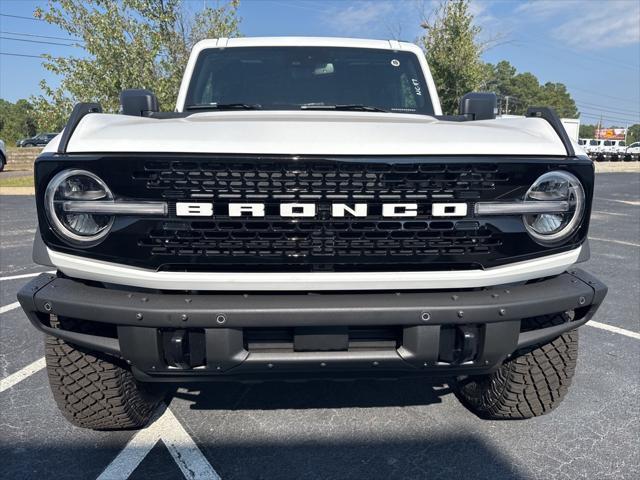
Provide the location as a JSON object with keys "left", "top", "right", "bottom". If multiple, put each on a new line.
{"left": 195, "top": 36, "right": 416, "bottom": 51}
{"left": 174, "top": 36, "right": 440, "bottom": 114}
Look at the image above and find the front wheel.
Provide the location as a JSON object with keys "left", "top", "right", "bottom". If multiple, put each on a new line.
{"left": 454, "top": 313, "right": 578, "bottom": 420}
{"left": 45, "top": 333, "right": 164, "bottom": 430}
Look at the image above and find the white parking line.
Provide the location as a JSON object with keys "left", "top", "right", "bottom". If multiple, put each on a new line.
{"left": 0, "top": 301, "right": 21, "bottom": 314}
{"left": 597, "top": 198, "right": 640, "bottom": 206}
{"left": 590, "top": 237, "right": 640, "bottom": 248}
{"left": 589, "top": 321, "right": 640, "bottom": 340}
{"left": 0, "top": 271, "right": 54, "bottom": 281}
{"left": 97, "top": 406, "right": 220, "bottom": 480}
{"left": 592, "top": 210, "right": 630, "bottom": 217}
{"left": 0, "top": 357, "right": 46, "bottom": 393}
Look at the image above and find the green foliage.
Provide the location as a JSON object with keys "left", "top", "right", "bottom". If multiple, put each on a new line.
{"left": 31, "top": 0, "right": 241, "bottom": 127}
{"left": 483, "top": 60, "right": 578, "bottom": 117}
{"left": 0, "top": 99, "right": 38, "bottom": 144}
{"left": 579, "top": 124, "right": 596, "bottom": 138}
{"left": 420, "top": 0, "right": 485, "bottom": 114}
{"left": 627, "top": 124, "right": 640, "bottom": 144}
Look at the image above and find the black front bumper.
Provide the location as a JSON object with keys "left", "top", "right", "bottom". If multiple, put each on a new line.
{"left": 18, "top": 269, "right": 607, "bottom": 382}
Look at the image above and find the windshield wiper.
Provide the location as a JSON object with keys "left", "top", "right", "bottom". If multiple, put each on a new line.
{"left": 300, "top": 103, "right": 387, "bottom": 113}
{"left": 185, "top": 103, "right": 262, "bottom": 111}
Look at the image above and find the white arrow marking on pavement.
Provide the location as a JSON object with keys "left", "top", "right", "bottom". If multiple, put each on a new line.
{"left": 97, "top": 406, "right": 220, "bottom": 480}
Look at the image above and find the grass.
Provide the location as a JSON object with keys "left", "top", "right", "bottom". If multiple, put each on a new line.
{"left": 0, "top": 175, "right": 34, "bottom": 187}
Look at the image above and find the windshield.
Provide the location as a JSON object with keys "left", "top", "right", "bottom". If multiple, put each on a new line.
{"left": 185, "top": 47, "right": 435, "bottom": 115}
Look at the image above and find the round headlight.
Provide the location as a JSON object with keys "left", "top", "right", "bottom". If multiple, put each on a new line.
{"left": 523, "top": 171, "right": 585, "bottom": 244}
{"left": 45, "top": 169, "right": 114, "bottom": 244}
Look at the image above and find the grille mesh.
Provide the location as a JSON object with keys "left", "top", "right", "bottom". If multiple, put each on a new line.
{"left": 139, "top": 220, "right": 500, "bottom": 258}
{"left": 139, "top": 160, "right": 509, "bottom": 200}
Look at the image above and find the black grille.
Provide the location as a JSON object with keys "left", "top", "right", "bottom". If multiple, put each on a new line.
{"left": 135, "top": 159, "right": 505, "bottom": 266}
{"left": 140, "top": 160, "right": 509, "bottom": 200}
{"left": 140, "top": 219, "right": 500, "bottom": 259}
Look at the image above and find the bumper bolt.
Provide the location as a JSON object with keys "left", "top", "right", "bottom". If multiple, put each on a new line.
{"left": 578, "top": 296, "right": 586, "bottom": 305}
{"left": 320, "top": 362, "right": 327, "bottom": 367}
{"left": 135, "top": 312, "right": 143, "bottom": 320}
{"left": 499, "top": 308, "right": 506, "bottom": 316}
{"left": 185, "top": 298, "right": 192, "bottom": 303}
{"left": 267, "top": 363, "right": 274, "bottom": 369}
{"left": 491, "top": 293, "right": 499, "bottom": 299}
{"left": 181, "top": 314, "right": 188, "bottom": 322}
{"left": 216, "top": 314, "right": 226, "bottom": 324}
{"left": 372, "top": 361, "right": 379, "bottom": 367}
{"left": 141, "top": 297, "right": 148, "bottom": 303}
{"left": 421, "top": 312, "right": 431, "bottom": 322}
{"left": 451, "top": 295, "right": 459, "bottom": 301}
{"left": 43, "top": 302, "right": 52, "bottom": 312}
{"left": 457, "top": 310, "right": 464, "bottom": 318}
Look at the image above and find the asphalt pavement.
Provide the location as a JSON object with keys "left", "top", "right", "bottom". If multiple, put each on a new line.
{"left": 1, "top": 172, "right": 639, "bottom": 480}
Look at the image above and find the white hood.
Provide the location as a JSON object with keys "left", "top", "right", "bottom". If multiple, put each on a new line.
{"left": 55, "top": 110, "right": 568, "bottom": 156}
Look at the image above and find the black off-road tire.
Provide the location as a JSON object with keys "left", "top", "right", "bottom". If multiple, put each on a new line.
{"left": 454, "top": 313, "right": 578, "bottom": 420}
{"left": 45, "top": 334, "right": 163, "bottom": 430}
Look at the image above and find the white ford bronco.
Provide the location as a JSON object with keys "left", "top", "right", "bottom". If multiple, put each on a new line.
{"left": 18, "top": 37, "right": 606, "bottom": 430}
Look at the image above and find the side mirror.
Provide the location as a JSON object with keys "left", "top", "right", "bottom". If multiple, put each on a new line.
{"left": 459, "top": 92, "right": 497, "bottom": 120}
{"left": 120, "top": 89, "right": 159, "bottom": 117}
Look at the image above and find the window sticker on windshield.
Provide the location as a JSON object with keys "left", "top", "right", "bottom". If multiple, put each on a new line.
{"left": 391, "top": 59, "right": 400, "bottom": 67}
{"left": 411, "top": 79, "right": 422, "bottom": 96}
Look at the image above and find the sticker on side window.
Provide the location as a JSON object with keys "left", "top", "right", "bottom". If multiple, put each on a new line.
{"left": 411, "top": 79, "right": 422, "bottom": 96}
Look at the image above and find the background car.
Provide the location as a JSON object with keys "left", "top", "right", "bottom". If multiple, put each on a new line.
{"left": 17, "top": 133, "right": 58, "bottom": 147}
{"left": 0, "top": 139, "right": 6, "bottom": 171}
{"left": 585, "top": 139, "right": 603, "bottom": 156}
{"left": 626, "top": 142, "right": 640, "bottom": 154}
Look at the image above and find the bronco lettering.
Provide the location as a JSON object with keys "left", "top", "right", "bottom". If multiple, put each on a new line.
{"left": 175, "top": 202, "right": 470, "bottom": 218}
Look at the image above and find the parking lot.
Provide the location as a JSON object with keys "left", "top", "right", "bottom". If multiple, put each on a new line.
{"left": 1, "top": 172, "right": 638, "bottom": 480}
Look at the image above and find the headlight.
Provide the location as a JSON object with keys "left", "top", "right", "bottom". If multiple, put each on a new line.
{"left": 44, "top": 169, "right": 114, "bottom": 244}
{"left": 523, "top": 171, "right": 585, "bottom": 244}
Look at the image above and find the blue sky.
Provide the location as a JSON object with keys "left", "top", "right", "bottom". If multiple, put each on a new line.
{"left": 1, "top": 0, "right": 639, "bottom": 126}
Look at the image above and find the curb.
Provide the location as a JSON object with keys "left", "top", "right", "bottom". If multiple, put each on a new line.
{"left": 594, "top": 163, "right": 640, "bottom": 173}
{"left": 0, "top": 187, "right": 36, "bottom": 196}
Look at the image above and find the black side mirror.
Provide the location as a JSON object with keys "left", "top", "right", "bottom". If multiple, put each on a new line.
{"left": 459, "top": 92, "right": 497, "bottom": 120}
{"left": 120, "top": 89, "right": 159, "bottom": 117}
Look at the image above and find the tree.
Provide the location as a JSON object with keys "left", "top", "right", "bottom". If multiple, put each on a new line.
{"left": 419, "top": 0, "right": 485, "bottom": 114}
{"left": 483, "top": 60, "right": 578, "bottom": 117}
{"left": 627, "top": 124, "right": 640, "bottom": 144}
{"left": 31, "top": 0, "right": 241, "bottom": 129}
{"left": 579, "top": 124, "right": 596, "bottom": 138}
{"left": 0, "top": 99, "right": 38, "bottom": 144}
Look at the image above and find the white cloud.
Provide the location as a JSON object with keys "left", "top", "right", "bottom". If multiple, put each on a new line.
{"left": 324, "top": 1, "right": 397, "bottom": 35}
{"left": 515, "top": 0, "right": 574, "bottom": 18}
{"left": 515, "top": 0, "right": 640, "bottom": 50}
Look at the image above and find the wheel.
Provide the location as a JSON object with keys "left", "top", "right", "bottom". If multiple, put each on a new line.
{"left": 454, "top": 313, "right": 578, "bottom": 420}
{"left": 45, "top": 327, "right": 164, "bottom": 430}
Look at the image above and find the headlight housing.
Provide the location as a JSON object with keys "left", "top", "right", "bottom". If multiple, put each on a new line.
{"left": 44, "top": 169, "right": 114, "bottom": 244}
{"left": 523, "top": 171, "right": 585, "bottom": 244}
